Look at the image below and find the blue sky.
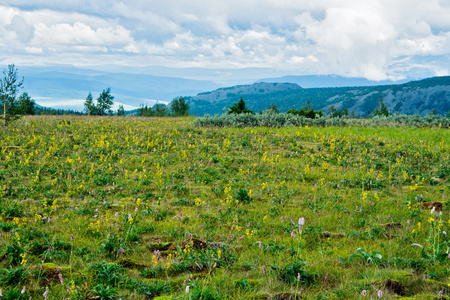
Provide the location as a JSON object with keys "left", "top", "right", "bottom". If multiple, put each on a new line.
{"left": 1, "top": 0, "right": 450, "bottom": 80}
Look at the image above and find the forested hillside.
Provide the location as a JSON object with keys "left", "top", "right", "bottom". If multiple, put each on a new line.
{"left": 187, "top": 76, "right": 450, "bottom": 116}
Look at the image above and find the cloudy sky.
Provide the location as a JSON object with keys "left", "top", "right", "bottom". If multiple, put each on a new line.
{"left": 1, "top": 0, "right": 450, "bottom": 80}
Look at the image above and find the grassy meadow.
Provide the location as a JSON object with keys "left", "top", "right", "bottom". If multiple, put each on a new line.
{"left": 0, "top": 116, "right": 449, "bottom": 299}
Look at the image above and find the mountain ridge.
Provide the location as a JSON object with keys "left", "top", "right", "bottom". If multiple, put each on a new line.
{"left": 187, "top": 76, "right": 450, "bottom": 116}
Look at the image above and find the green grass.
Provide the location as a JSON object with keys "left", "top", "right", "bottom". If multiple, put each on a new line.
{"left": 0, "top": 115, "right": 449, "bottom": 299}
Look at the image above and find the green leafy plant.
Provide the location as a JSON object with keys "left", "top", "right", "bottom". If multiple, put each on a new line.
{"left": 91, "top": 284, "right": 118, "bottom": 300}
{"left": 90, "top": 261, "right": 124, "bottom": 287}
{"left": 0, "top": 266, "right": 29, "bottom": 286}
{"left": 347, "top": 248, "right": 384, "bottom": 266}
{"left": 270, "top": 259, "right": 316, "bottom": 285}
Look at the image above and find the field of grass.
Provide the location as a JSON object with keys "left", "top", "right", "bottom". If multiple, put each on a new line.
{"left": 0, "top": 116, "right": 449, "bottom": 299}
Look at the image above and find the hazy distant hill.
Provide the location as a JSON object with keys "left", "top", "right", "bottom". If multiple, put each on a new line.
{"left": 19, "top": 66, "right": 222, "bottom": 111}
{"left": 187, "top": 76, "right": 450, "bottom": 116}
{"left": 255, "top": 75, "right": 408, "bottom": 88}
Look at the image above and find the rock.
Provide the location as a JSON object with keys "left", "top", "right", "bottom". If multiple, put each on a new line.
{"left": 422, "top": 201, "right": 443, "bottom": 211}
{"left": 118, "top": 258, "right": 147, "bottom": 269}
{"left": 381, "top": 223, "right": 402, "bottom": 230}
{"left": 384, "top": 279, "right": 406, "bottom": 296}
{"left": 274, "top": 292, "right": 303, "bottom": 300}
{"left": 321, "top": 231, "right": 346, "bottom": 238}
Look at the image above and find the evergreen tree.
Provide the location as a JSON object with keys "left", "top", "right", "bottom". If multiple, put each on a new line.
{"left": 227, "top": 97, "right": 254, "bottom": 114}
{"left": 374, "top": 94, "right": 389, "bottom": 117}
{"left": 17, "top": 92, "right": 35, "bottom": 115}
{"left": 154, "top": 103, "right": 168, "bottom": 117}
{"left": 117, "top": 105, "right": 125, "bottom": 116}
{"left": 84, "top": 92, "right": 96, "bottom": 115}
{"left": 266, "top": 103, "right": 279, "bottom": 114}
{"left": 0, "top": 64, "right": 23, "bottom": 126}
{"left": 342, "top": 107, "right": 349, "bottom": 116}
{"left": 96, "top": 88, "right": 114, "bottom": 116}
{"left": 170, "top": 96, "right": 189, "bottom": 116}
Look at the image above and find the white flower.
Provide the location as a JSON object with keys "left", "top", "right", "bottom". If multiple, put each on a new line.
{"left": 298, "top": 217, "right": 305, "bottom": 226}
{"left": 21, "top": 286, "right": 26, "bottom": 294}
{"left": 186, "top": 285, "right": 190, "bottom": 293}
{"left": 431, "top": 206, "right": 435, "bottom": 215}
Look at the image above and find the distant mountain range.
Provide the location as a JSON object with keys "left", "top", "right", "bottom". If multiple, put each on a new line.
{"left": 18, "top": 66, "right": 222, "bottom": 111}
{"left": 10, "top": 65, "right": 413, "bottom": 112}
{"left": 187, "top": 76, "right": 450, "bottom": 116}
{"left": 255, "top": 75, "right": 409, "bottom": 88}
{"left": 7, "top": 65, "right": 448, "bottom": 115}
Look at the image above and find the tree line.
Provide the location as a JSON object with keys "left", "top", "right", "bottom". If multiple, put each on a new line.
{"left": 137, "top": 97, "right": 189, "bottom": 117}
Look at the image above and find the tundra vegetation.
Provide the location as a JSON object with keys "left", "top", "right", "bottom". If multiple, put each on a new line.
{"left": 0, "top": 116, "right": 449, "bottom": 299}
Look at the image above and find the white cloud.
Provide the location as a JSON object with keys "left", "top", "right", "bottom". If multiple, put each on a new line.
{"left": 0, "top": 1, "right": 449, "bottom": 80}
{"left": 25, "top": 47, "right": 43, "bottom": 54}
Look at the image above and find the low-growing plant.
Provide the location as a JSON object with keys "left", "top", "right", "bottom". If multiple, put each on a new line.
{"left": 271, "top": 259, "right": 316, "bottom": 285}
{"left": 136, "top": 280, "right": 171, "bottom": 298}
{"left": 347, "top": 248, "right": 385, "bottom": 266}
{"left": 91, "top": 284, "right": 118, "bottom": 300}
{"left": 235, "top": 188, "right": 252, "bottom": 204}
{"left": 90, "top": 261, "right": 124, "bottom": 287}
{"left": 0, "top": 266, "right": 29, "bottom": 286}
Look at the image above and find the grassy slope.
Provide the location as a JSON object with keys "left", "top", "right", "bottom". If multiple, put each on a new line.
{"left": 0, "top": 116, "right": 449, "bottom": 299}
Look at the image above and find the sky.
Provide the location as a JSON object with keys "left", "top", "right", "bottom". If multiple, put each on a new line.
{"left": 1, "top": 0, "right": 450, "bottom": 81}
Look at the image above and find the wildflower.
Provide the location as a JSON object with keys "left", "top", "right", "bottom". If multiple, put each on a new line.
{"left": 291, "top": 229, "right": 296, "bottom": 239}
{"left": 0, "top": 287, "right": 2, "bottom": 296}
{"left": 43, "top": 286, "right": 49, "bottom": 300}
{"left": 431, "top": 206, "right": 436, "bottom": 215}
{"left": 378, "top": 290, "right": 382, "bottom": 298}
{"left": 152, "top": 255, "right": 158, "bottom": 267}
{"left": 362, "top": 290, "right": 366, "bottom": 297}
{"left": 70, "top": 234, "right": 74, "bottom": 241}
{"left": 185, "top": 286, "right": 190, "bottom": 293}
{"left": 262, "top": 266, "right": 267, "bottom": 274}
{"left": 20, "top": 253, "right": 27, "bottom": 265}
{"left": 297, "top": 273, "right": 301, "bottom": 282}
{"left": 21, "top": 286, "right": 26, "bottom": 294}
{"left": 199, "top": 225, "right": 204, "bottom": 229}
{"left": 58, "top": 273, "right": 64, "bottom": 284}
{"left": 238, "top": 235, "right": 244, "bottom": 240}
{"left": 298, "top": 217, "right": 305, "bottom": 226}
{"left": 115, "top": 211, "right": 118, "bottom": 218}
{"left": 439, "top": 290, "right": 443, "bottom": 299}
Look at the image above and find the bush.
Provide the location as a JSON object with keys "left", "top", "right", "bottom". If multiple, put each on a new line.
{"left": 194, "top": 111, "right": 450, "bottom": 128}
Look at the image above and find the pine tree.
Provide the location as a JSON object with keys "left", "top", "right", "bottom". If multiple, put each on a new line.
{"left": 96, "top": 88, "right": 114, "bottom": 116}
{"left": 374, "top": 94, "right": 389, "bottom": 117}
{"left": 0, "top": 64, "right": 23, "bottom": 126}
{"left": 84, "top": 92, "right": 95, "bottom": 115}
{"left": 117, "top": 105, "right": 125, "bottom": 116}
{"left": 227, "top": 97, "right": 254, "bottom": 114}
